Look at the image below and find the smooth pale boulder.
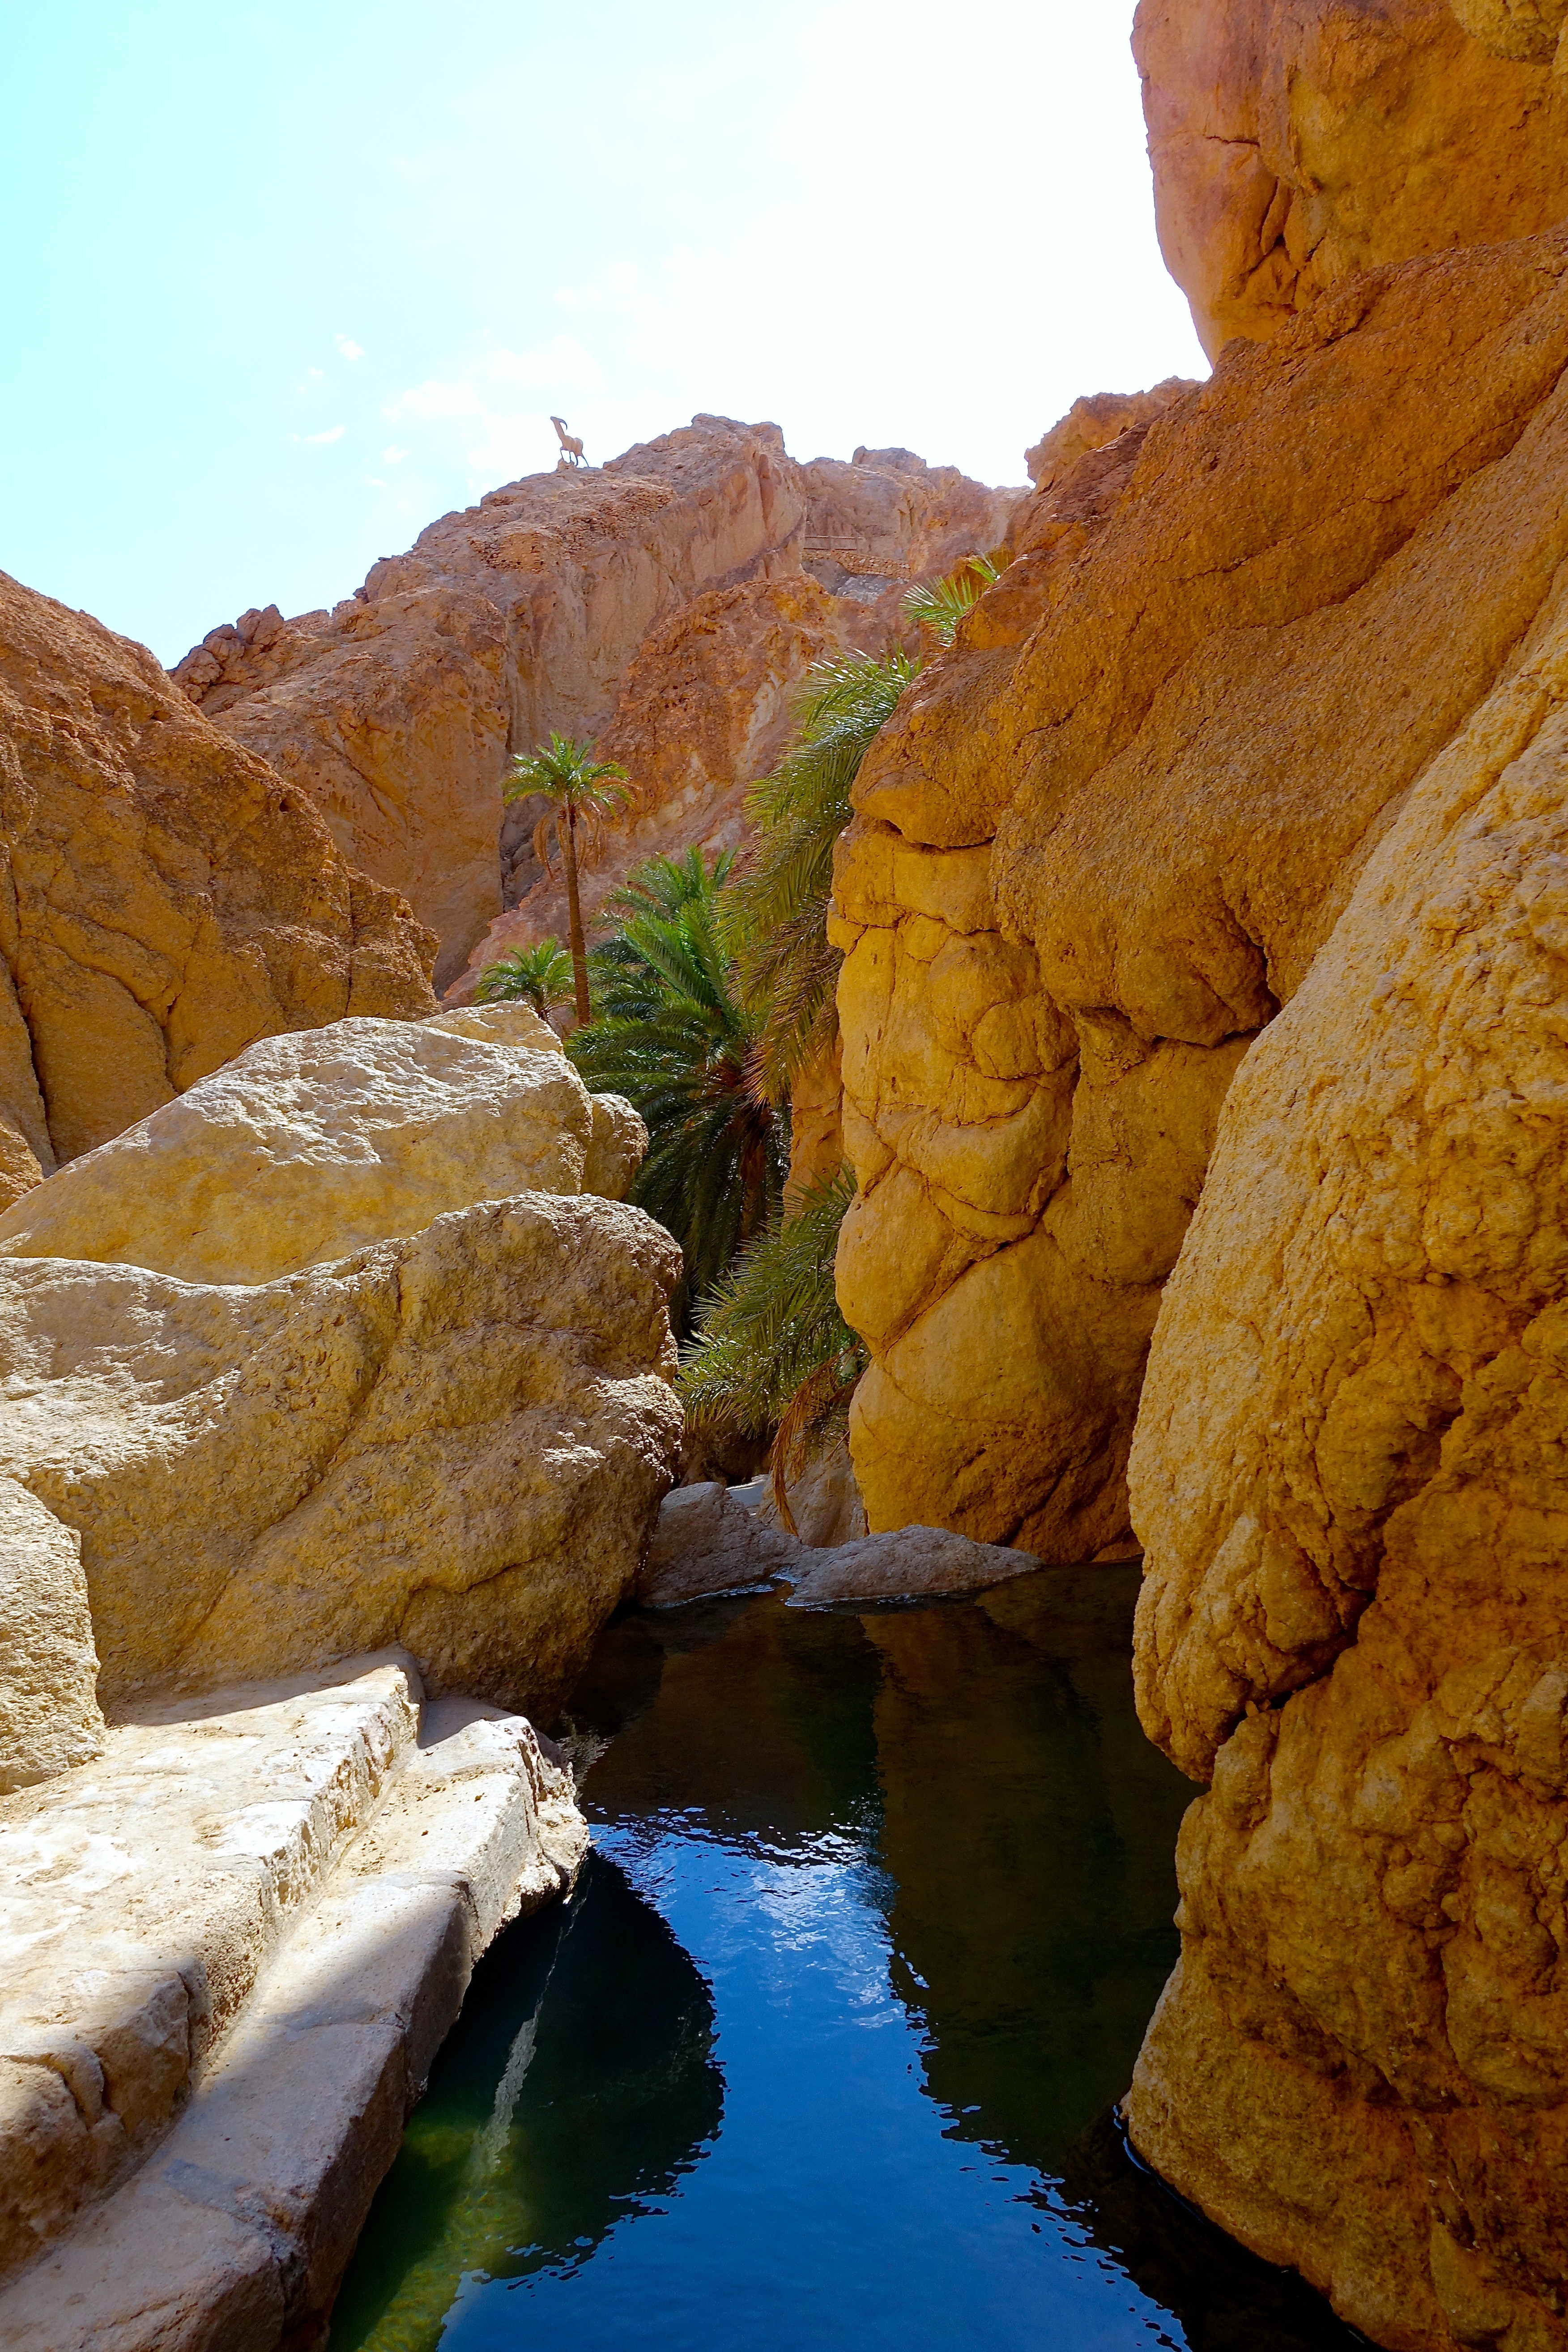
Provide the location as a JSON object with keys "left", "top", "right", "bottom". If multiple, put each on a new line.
{"left": 783, "top": 1525, "right": 1044, "bottom": 1609}
{"left": 0, "top": 1017, "right": 597, "bottom": 1286}
{"left": 0, "top": 1191, "right": 684, "bottom": 1717}
{"left": 0, "top": 1477, "right": 103, "bottom": 1794}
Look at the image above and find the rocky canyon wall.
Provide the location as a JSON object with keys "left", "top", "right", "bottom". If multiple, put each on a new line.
{"left": 1134, "top": 0, "right": 1568, "bottom": 355}
{"left": 175, "top": 421, "right": 1019, "bottom": 993}
{"left": 834, "top": 230, "right": 1568, "bottom": 1565}
{"left": 0, "top": 572, "right": 435, "bottom": 1215}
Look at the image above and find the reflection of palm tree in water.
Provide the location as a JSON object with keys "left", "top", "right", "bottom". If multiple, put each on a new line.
{"left": 331, "top": 1854, "right": 724, "bottom": 2352}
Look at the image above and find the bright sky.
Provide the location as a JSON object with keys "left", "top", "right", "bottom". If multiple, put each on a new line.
{"left": 2, "top": 1, "right": 1208, "bottom": 669}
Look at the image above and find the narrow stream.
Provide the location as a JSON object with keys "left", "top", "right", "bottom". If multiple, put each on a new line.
{"left": 330, "top": 1569, "right": 1363, "bottom": 2352}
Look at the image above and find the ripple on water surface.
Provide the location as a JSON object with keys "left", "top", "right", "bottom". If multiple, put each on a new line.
{"left": 329, "top": 1571, "right": 1367, "bottom": 2352}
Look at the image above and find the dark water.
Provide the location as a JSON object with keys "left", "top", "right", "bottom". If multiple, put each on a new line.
{"left": 330, "top": 1571, "right": 1363, "bottom": 2352}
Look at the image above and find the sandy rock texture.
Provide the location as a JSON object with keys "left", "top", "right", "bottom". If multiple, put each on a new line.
{"left": 0, "top": 1015, "right": 605, "bottom": 1284}
{"left": 0, "top": 1187, "right": 682, "bottom": 1719}
{"left": 173, "top": 420, "right": 1016, "bottom": 994}
{"left": 0, "top": 1656, "right": 585, "bottom": 2341}
{"left": 0, "top": 1479, "right": 103, "bottom": 1797}
{"left": 1120, "top": 317, "right": 1568, "bottom": 2345}
{"left": 832, "top": 231, "right": 1568, "bottom": 1566}
{"left": 0, "top": 571, "right": 435, "bottom": 1215}
{"left": 1134, "top": 0, "right": 1568, "bottom": 356}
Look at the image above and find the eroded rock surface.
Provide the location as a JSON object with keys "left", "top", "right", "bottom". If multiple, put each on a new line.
{"left": 0, "top": 1017, "right": 596, "bottom": 1285}
{"left": 0, "top": 1479, "right": 103, "bottom": 1796}
{"left": 1122, "top": 428, "right": 1568, "bottom": 2349}
{"left": 0, "top": 1656, "right": 585, "bottom": 2338}
{"left": 832, "top": 230, "right": 1568, "bottom": 1561}
{"left": 174, "top": 421, "right": 1016, "bottom": 992}
{"left": 0, "top": 571, "right": 435, "bottom": 1213}
{"left": 1134, "top": 0, "right": 1568, "bottom": 355}
{"left": 0, "top": 1189, "right": 682, "bottom": 1718}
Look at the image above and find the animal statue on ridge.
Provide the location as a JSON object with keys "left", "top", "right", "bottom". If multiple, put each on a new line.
{"left": 551, "top": 415, "right": 586, "bottom": 468}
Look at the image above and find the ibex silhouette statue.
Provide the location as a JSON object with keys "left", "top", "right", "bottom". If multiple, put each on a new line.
{"left": 550, "top": 416, "right": 585, "bottom": 467}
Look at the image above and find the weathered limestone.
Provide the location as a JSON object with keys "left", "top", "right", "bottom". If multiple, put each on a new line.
{"left": 834, "top": 230, "right": 1568, "bottom": 1559}
{"left": 0, "top": 1656, "right": 586, "bottom": 2341}
{"left": 1133, "top": 0, "right": 1568, "bottom": 357}
{"left": 0, "top": 1018, "right": 597, "bottom": 1285}
{"left": 0, "top": 1479, "right": 103, "bottom": 1796}
{"left": 0, "top": 571, "right": 435, "bottom": 1213}
{"left": 1122, "top": 466, "right": 1568, "bottom": 2352}
{"left": 0, "top": 1189, "right": 682, "bottom": 1718}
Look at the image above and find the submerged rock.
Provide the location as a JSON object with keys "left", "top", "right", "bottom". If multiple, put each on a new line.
{"left": 638, "top": 1480, "right": 1043, "bottom": 1611}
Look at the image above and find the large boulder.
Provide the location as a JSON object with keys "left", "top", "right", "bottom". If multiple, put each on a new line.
{"left": 832, "top": 229, "right": 1568, "bottom": 1556}
{"left": 1133, "top": 0, "right": 1568, "bottom": 356}
{"left": 0, "top": 571, "right": 435, "bottom": 1214}
{"left": 1121, "top": 430, "right": 1568, "bottom": 2348}
{"left": 0, "top": 1017, "right": 598, "bottom": 1285}
{"left": 0, "top": 1477, "right": 103, "bottom": 1794}
{"left": 0, "top": 1191, "right": 682, "bottom": 1717}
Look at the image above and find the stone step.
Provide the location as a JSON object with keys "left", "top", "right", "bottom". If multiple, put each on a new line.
{"left": 0, "top": 1661, "right": 585, "bottom": 2350}
{"left": 0, "top": 1655, "right": 424, "bottom": 2286}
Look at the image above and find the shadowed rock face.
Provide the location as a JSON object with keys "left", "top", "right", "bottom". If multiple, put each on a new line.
{"left": 832, "top": 229, "right": 1568, "bottom": 1560}
{"left": 0, "top": 570, "right": 436, "bottom": 1212}
{"left": 1133, "top": 0, "right": 1568, "bottom": 357}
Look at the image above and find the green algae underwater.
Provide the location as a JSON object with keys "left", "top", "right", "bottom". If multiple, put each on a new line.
{"left": 329, "top": 1569, "right": 1365, "bottom": 2352}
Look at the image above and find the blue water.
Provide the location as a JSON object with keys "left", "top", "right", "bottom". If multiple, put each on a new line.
{"left": 330, "top": 1574, "right": 1362, "bottom": 2352}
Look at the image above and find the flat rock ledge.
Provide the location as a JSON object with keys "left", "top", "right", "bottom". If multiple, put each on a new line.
{"left": 637, "top": 1481, "right": 1044, "bottom": 1610}
{"left": 0, "top": 1653, "right": 586, "bottom": 2351}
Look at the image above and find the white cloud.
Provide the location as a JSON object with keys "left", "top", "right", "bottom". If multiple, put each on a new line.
{"left": 393, "top": 379, "right": 484, "bottom": 420}
{"left": 381, "top": 444, "right": 411, "bottom": 464}
{"left": 487, "top": 335, "right": 603, "bottom": 392}
{"left": 335, "top": 335, "right": 364, "bottom": 361}
{"left": 287, "top": 423, "right": 345, "bottom": 446}
{"left": 305, "top": 366, "right": 324, "bottom": 382}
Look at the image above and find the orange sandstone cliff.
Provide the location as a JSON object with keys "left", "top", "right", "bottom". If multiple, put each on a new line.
{"left": 175, "top": 420, "right": 1018, "bottom": 994}
{"left": 822, "top": 2, "right": 1568, "bottom": 2343}
{"left": 0, "top": 571, "right": 435, "bottom": 1212}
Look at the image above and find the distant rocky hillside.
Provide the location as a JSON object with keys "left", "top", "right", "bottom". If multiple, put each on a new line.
{"left": 0, "top": 571, "right": 435, "bottom": 1212}
{"left": 174, "top": 420, "right": 1021, "bottom": 992}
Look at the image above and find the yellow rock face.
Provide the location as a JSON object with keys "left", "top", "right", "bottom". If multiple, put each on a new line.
{"left": 0, "top": 570, "right": 436, "bottom": 1213}
{"left": 1123, "top": 410, "right": 1568, "bottom": 2345}
{"left": 1134, "top": 0, "right": 1568, "bottom": 358}
{"left": 835, "top": 231, "right": 1568, "bottom": 1562}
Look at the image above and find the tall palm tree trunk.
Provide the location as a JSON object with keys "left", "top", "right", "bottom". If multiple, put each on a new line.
{"left": 563, "top": 803, "right": 591, "bottom": 1027}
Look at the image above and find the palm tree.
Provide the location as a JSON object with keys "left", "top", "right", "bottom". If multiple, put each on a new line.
{"left": 731, "top": 651, "right": 916, "bottom": 1107}
{"left": 903, "top": 550, "right": 1004, "bottom": 646}
{"left": 503, "top": 733, "right": 631, "bottom": 1025}
{"left": 680, "top": 1168, "right": 865, "bottom": 1530}
{"left": 568, "top": 850, "right": 784, "bottom": 1323}
{"left": 473, "top": 936, "right": 575, "bottom": 1015}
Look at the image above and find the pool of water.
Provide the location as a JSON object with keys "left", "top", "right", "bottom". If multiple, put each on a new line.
{"left": 330, "top": 1569, "right": 1364, "bottom": 2352}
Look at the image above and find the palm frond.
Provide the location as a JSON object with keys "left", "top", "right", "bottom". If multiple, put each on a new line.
{"left": 729, "top": 650, "right": 914, "bottom": 1102}
{"left": 903, "top": 552, "right": 1004, "bottom": 647}
{"left": 679, "top": 1169, "right": 865, "bottom": 1493}
{"left": 473, "top": 937, "right": 574, "bottom": 1012}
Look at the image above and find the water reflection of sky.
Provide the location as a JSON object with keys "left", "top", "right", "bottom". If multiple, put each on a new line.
{"left": 331, "top": 1581, "right": 1364, "bottom": 2352}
